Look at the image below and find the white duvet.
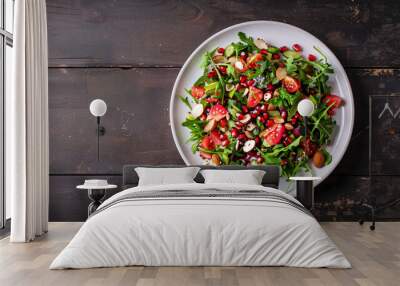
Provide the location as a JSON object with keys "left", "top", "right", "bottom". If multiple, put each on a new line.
{"left": 50, "top": 183, "right": 350, "bottom": 269}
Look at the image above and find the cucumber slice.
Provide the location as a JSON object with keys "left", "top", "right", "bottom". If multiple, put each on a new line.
{"left": 283, "top": 50, "right": 301, "bottom": 59}
{"left": 268, "top": 111, "right": 281, "bottom": 118}
{"left": 224, "top": 45, "right": 235, "bottom": 57}
{"left": 267, "top": 47, "right": 280, "bottom": 54}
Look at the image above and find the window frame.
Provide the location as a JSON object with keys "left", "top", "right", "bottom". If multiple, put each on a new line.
{"left": 0, "top": 0, "right": 13, "bottom": 229}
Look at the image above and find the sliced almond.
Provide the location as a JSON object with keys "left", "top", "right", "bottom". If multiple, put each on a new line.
{"left": 239, "top": 114, "right": 251, "bottom": 124}
{"left": 243, "top": 88, "right": 249, "bottom": 96}
{"left": 254, "top": 38, "right": 269, "bottom": 50}
{"left": 284, "top": 123, "right": 294, "bottom": 130}
{"left": 234, "top": 61, "right": 244, "bottom": 70}
{"left": 243, "top": 140, "right": 256, "bottom": 153}
{"left": 245, "top": 131, "right": 254, "bottom": 139}
{"left": 191, "top": 104, "right": 204, "bottom": 118}
{"left": 276, "top": 67, "right": 287, "bottom": 80}
{"left": 246, "top": 122, "right": 257, "bottom": 131}
{"left": 212, "top": 55, "right": 227, "bottom": 64}
{"left": 203, "top": 119, "right": 217, "bottom": 132}
{"left": 274, "top": 118, "right": 284, "bottom": 124}
{"left": 211, "top": 154, "right": 221, "bottom": 166}
{"left": 228, "top": 56, "right": 237, "bottom": 65}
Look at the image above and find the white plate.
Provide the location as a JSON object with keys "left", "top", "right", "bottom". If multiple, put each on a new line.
{"left": 170, "top": 21, "right": 354, "bottom": 195}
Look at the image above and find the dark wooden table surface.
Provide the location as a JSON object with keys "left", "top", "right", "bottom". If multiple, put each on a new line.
{"left": 47, "top": 0, "right": 400, "bottom": 221}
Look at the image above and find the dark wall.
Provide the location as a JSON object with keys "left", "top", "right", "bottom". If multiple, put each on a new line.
{"left": 47, "top": 0, "right": 400, "bottom": 221}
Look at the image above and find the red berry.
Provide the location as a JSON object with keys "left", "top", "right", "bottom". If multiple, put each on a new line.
{"left": 280, "top": 46, "right": 289, "bottom": 52}
{"left": 207, "top": 70, "right": 216, "bottom": 78}
{"left": 260, "top": 49, "right": 268, "bottom": 55}
{"left": 217, "top": 47, "right": 225, "bottom": 54}
{"left": 308, "top": 54, "right": 317, "bottom": 61}
{"left": 247, "top": 80, "right": 255, "bottom": 87}
{"left": 292, "top": 44, "right": 302, "bottom": 52}
{"left": 219, "top": 66, "right": 227, "bottom": 74}
{"left": 267, "top": 119, "right": 275, "bottom": 127}
{"left": 242, "top": 105, "right": 249, "bottom": 113}
{"left": 231, "top": 128, "right": 239, "bottom": 137}
{"left": 239, "top": 75, "right": 247, "bottom": 83}
{"left": 272, "top": 53, "right": 281, "bottom": 60}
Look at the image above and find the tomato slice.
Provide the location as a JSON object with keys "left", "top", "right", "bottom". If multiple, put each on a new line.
{"left": 323, "top": 94, "right": 342, "bottom": 109}
{"left": 191, "top": 86, "right": 205, "bottom": 99}
{"left": 282, "top": 76, "right": 301, "bottom": 93}
{"left": 246, "top": 53, "right": 263, "bottom": 65}
{"left": 263, "top": 123, "right": 285, "bottom": 146}
{"left": 210, "top": 130, "right": 223, "bottom": 146}
{"left": 208, "top": 104, "right": 227, "bottom": 121}
{"left": 247, "top": 86, "right": 263, "bottom": 108}
{"left": 201, "top": 136, "right": 215, "bottom": 150}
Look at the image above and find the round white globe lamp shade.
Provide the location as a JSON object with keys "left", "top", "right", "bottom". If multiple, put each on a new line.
{"left": 90, "top": 99, "right": 107, "bottom": 117}
{"left": 297, "top": 99, "right": 315, "bottom": 117}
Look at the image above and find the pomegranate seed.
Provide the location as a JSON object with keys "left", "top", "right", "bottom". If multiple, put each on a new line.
{"left": 292, "top": 44, "right": 302, "bottom": 52}
{"left": 308, "top": 54, "right": 317, "bottom": 61}
{"left": 251, "top": 113, "right": 258, "bottom": 119}
{"left": 291, "top": 118, "right": 297, "bottom": 125}
{"left": 220, "top": 118, "right": 228, "bottom": 128}
{"left": 256, "top": 156, "right": 264, "bottom": 164}
{"left": 272, "top": 53, "right": 281, "bottom": 60}
{"left": 293, "top": 127, "right": 301, "bottom": 137}
{"left": 219, "top": 134, "right": 225, "bottom": 140}
{"left": 281, "top": 110, "right": 288, "bottom": 120}
{"left": 257, "top": 116, "right": 265, "bottom": 123}
{"left": 207, "top": 70, "right": 216, "bottom": 78}
{"left": 266, "top": 84, "right": 274, "bottom": 91}
{"left": 263, "top": 113, "right": 269, "bottom": 120}
{"left": 200, "top": 114, "right": 206, "bottom": 121}
{"left": 217, "top": 47, "right": 225, "bottom": 54}
{"left": 237, "top": 113, "right": 244, "bottom": 120}
{"left": 219, "top": 66, "right": 227, "bottom": 74}
{"left": 236, "top": 122, "right": 244, "bottom": 128}
{"left": 238, "top": 134, "right": 247, "bottom": 141}
{"left": 248, "top": 62, "right": 256, "bottom": 69}
{"left": 255, "top": 137, "right": 260, "bottom": 145}
{"left": 280, "top": 46, "right": 289, "bottom": 52}
{"left": 242, "top": 106, "right": 249, "bottom": 113}
{"left": 280, "top": 159, "right": 288, "bottom": 166}
{"left": 260, "top": 49, "right": 268, "bottom": 55}
{"left": 231, "top": 128, "right": 239, "bottom": 137}
{"left": 222, "top": 140, "right": 229, "bottom": 147}
{"left": 267, "top": 119, "right": 275, "bottom": 127}
{"left": 239, "top": 75, "right": 247, "bottom": 83}
{"left": 247, "top": 80, "right": 255, "bottom": 87}
{"left": 260, "top": 104, "right": 267, "bottom": 112}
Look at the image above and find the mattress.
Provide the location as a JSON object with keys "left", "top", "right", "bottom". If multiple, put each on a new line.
{"left": 50, "top": 183, "right": 350, "bottom": 269}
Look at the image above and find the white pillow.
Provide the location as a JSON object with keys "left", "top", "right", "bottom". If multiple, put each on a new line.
{"left": 135, "top": 167, "right": 200, "bottom": 186}
{"left": 200, "top": 169, "right": 266, "bottom": 185}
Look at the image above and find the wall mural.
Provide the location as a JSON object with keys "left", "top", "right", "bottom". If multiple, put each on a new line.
{"left": 170, "top": 22, "right": 354, "bottom": 195}
{"left": 46, "top": 1, "right": 400, "bottom": 222}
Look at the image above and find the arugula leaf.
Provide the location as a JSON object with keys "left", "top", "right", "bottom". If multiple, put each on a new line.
{"left": 238, "top": 32, "right": 258, "bottom": 51}
{"left": 179, "top": 96, "right": 192, "bottom": 110}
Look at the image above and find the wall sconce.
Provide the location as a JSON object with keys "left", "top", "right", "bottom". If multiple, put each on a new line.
{"left": 297, "top": 99, "right": 314, "bottom": 137}
{"left": 89, "top": 99, "right": 107, "bottom": 160}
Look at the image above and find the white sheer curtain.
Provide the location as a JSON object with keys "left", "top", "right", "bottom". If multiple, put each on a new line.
{"left": 8, "top": 0, "right": 49, "bottom": 242}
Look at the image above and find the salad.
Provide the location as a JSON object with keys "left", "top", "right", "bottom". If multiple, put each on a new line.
{"left": 180, "top": 32, "right": 343, "bottom": 178}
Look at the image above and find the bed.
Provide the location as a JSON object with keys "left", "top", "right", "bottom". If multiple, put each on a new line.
{"left": 50, "top": 165, "right": 350, "bottom": 269}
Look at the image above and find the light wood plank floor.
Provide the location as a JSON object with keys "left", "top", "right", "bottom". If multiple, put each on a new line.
{"left": 0, "top": 222, "right": 399, "bottom": 286}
